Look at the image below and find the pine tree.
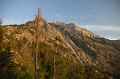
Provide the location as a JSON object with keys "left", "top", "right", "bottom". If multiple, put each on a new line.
{"left": 0, "top": 45, "right": 17, "bottom": 79}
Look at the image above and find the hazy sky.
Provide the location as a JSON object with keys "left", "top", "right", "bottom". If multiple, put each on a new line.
{"left": 0, "top": 0, "right": 120, "bottom": 40}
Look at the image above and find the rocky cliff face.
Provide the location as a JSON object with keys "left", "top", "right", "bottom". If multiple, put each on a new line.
{"left": 55, "top": 21, "right": 120, "bottom": 74}
{"left": 3, "top": 17, "right": 120, "bottom": 78}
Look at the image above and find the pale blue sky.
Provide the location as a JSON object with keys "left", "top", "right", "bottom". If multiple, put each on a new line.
{"left": 0, "top": 0, "right": 120, "bottom": 40}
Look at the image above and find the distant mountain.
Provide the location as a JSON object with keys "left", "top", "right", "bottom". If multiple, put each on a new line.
{"left": 1, "top": 17, "right": 120, "bottom": 79}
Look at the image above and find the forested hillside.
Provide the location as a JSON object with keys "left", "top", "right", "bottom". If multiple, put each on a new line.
{"left": 0, "top": 16, "right": 120, "bottom": 79}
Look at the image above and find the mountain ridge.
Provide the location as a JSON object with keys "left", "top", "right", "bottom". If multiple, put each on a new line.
{"left": 1, "top": 17, "right": 120, "bottom": 79}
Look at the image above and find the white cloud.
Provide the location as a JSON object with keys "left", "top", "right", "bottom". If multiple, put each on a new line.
{"left": 105, "top": 37, "right": 119, "bottom": 40}
{"left": 81, "top": 25, "right": 120, "bottom": 32}
{"left": 54, "top": 14, "right": 79, "bottom": 23}
{"left": 55, "top": 14, "right": 63, "bottom": 21}
{"left": 79, "top": 25, "right": 120, "bottom": 40}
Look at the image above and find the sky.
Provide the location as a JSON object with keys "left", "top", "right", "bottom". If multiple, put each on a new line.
{"left": 0, "top": 0, "right": 120, "bottom": 40}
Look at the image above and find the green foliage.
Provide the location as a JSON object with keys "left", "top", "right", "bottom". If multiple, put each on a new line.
{"left": 66, "top": 65, "right": 86, "bottom": 79}
{"left": 14, "top": 71, "right": 33, "bottom": 79}
{"left": 12, "top": 61, "right": 34, "bottom": 79}
{"left": 36, "top": 41, "right": 116, "bottom": 79}
{"left": 37, "top": 42, "right": 53, "bottom": 78}
{"left": 0, "top": 46, "right": 17, "bottom": 79}
{"left": 55, "top": 56, "right": 67, "bottom": 79}
{"left": 0, "top": 44, "right": 34, "bottom": 79}
{"left": 37, "top": 42, "right": 68, "bottom": 79}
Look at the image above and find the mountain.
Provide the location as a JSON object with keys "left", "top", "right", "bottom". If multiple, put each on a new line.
{"left": 54, "top": 22, "right": 120, "bottom": 77}
{"left": 0, "top": 17, "right": 120, "bottom": 79}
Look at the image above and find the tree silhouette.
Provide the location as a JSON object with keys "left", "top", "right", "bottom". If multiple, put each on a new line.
{"left": 34, "top": 7, "right": 42, "bottom": 79}
{"left": 0, "top": 44, "right": 17, "bottom": 79}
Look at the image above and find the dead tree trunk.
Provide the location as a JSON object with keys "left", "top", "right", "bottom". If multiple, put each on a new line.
{"left": 54, "top": 55, "right": 56, "bottom": 79}
{"left": 35, "top": 7, "right": 41, "bottom": 79}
